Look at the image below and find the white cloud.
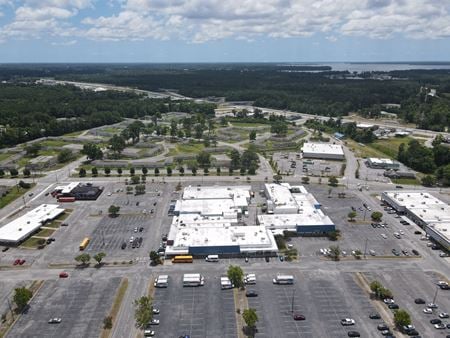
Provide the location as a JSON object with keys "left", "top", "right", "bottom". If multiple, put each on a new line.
{"left": 51, "top": 39, "right": 77, "bottom": 46}
{"left": 1, "top": 0, "right": 450, "bottom": 43}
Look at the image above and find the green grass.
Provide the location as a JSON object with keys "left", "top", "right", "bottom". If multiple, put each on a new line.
{"left": 346, "top": 140, "right": 387, "bottom": 158}
{"left": 368, "top": 137, "right": 415, "bottom": 159}
{"left": 102, "top": 127, "right": 122, "bottom": 133}
{"left": 167, "top": 142, "right": 205, "bottom": 156}
{"left": 40, "top": 140, "right": 71, "bottom": 147}
{"left": 34, "top": 228, "right": 55, "bottom": 237}
{"left": 0, "top": 184, "right": 35, "bottom": 209}
{"left": 0, "top": 153, "right": 12, "bottom": 162}
{"left": 392, "top": 178, "right": 421, "bottom": 185}
{"left": 21, "top": 236, "right": 46, "bottom": 248}
{"left": 230, "top": 122, "right": 269, "bottom": 128}
{"left": 64, "top": 130, "right": 85, "bottom": 137}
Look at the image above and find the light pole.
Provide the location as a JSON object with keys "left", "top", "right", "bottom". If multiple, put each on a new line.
{"left": 291, "top": 288, "right": 296, "bottom": 314}
{"left": 363, "top": 238, "right": 368, "bottom": 259}
{"left": 432, "top": 285, "right": 439, "bottom": 305}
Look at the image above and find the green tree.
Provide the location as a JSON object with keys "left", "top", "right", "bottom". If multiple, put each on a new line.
{"left": 421, "top": 175, "right": 436, "bottom": 187}
{"left": 229, "top": 150, "right": 241, "bottom": 170}
{"left": 394, "top": 309, "right": 411, "bottom": 328}
{"left": 10, "top": 168, "right": 18, "bottom": 177}
{"left": 170, "top": 120, "right": 178, "bottom": 137}
{"left": 93, "top": 252, "right": 106, "bottom": 266}
{"left": 328, "top": 230, "right": 339, "bottom": 241}
{"left": 126, "top": 186, "right": 133, "bottom": 194}
{"left": 179, "top": 166, "right": 185, "bottom": 176}
{"left": 57, "top": 149, "right": 74, "bottom": 163}
{"left": 135, "top": 184, "right": 146, "bottom": 195}
{"left": 103, "top": 316, "right": 113, "bottom": 329}
{"left": 249, "top": 130, "right": 257, "bottom": 141}
{"left": 271, "top": 121, "right": 288, "bottom": 136}
{"left": 13, "top": 287, "right": 33, "bottom": 312}
{"left": 108, "top": 134, "right": 126, "bottom": 158}
{"left": 227, "top": 265, "right": 244, "bottom": 288}
{"left": 82, "top": 143, "right": 103, "bottom": 161}
{"left": 167, "top": 167, "right": 173, "bottom": 176}
{"left": 196, "top": 151, "right": 211, "bottom": 169}
{"left": 25, "top": 143, "right": 41, "bottom": 157}
{"left": 104, "top": 167, "right": 111, "bottom": 176}
{"left": 91, "top": 167, "right": 98, "bottom": 177}
{"left": 329, "top": 245, "right": 341, "bottom": 261}
{"left": 117, "top": 168, "right": 122, "bottom": 176}
{"left": 134, "top": 296, "right": 153, "bottom": 329}
{"left": 130, "top": 175, "right": 140, "bottom": 185}
{"left": 0, "top": 169, "right": 4, "bottom": 177}
{"left": 79, "top": 168, "right": 86, "bottom": 177}
{"left": 371, "top": 211, "right": 383, "bottom": 222}
{"left": 23, "top": 168, "right": 31, "bottom": 177}
{"left": 130, "top": 167, "right": 135, "bottom": 176}
{"left": 242, "top": 308, "right": 258, "bottom": 332}
{"left": 154, "top": 167, "right": 160, "bottom": 176}
{"left": 301, "top": 176, "right": 310, "bottom": 184}
{"left": 108, "top": 205, "right": 120, "bottom": 217}
{"left": 216, "top": 167, "right": 221, "bottom": 175}
{"left": 348, "top": 211, "right": 357, "bottom": 221}
{"left": 192, "top": 166, "right": 197, "bottom": 176}
{"left": 75, "top": 253, "right": 91, "bottom": 266}
{"left": 149, "top": 251, "right": 161, "bottom": 265}
{"left": 328, "top": 176, "right": 338, "bottom": 186}
{"left": 142, "top": 167, "right": 148, "bottom": 175}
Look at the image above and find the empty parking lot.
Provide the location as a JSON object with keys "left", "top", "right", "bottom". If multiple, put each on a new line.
{"left": 8, "top": 277, "right": 121, "bottom": 338}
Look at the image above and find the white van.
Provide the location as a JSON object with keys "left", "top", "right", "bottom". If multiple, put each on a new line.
{"left": 154, "top": 275, "right": 169, "bottom": 288}
{"left": 205, "top": 255, "right": 219, "bottom": 262}
{"left": 273, "top": 274, "right": 294, "bottom": 285}
{"left": 244, "top": 273, "right": 256, "bottom": 285}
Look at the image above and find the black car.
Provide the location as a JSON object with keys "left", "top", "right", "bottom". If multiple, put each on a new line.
{"left": 414, "top": 298, "right": 425, "bottom": 304}
{"left": 265, "top": 256, "right": 270, "bottom": 262}
{"left": 121, "top": 242, "right": 127, "bottom": 249}
{"left": 396, "top": 185, "right": 403, "bottom": 189}
{"left": 246, "top": 290, "right": 258, "bottom": 297}
{"left": 369, "top": 313, "right": 381, "bottom": 319}
{"left": 430, "top": 319, "right": 442, "bottom": 325}
{"left": 440, "top": 284, "right": 450, "bottom": 290}
{"left": 348, "top": 331, "right": 360, "bottom": 337}
{"left": 431, "top": 244, "right": 440, "bottom": 250}
{"left": 2, "top": 247, "right": 9, "bottom": 252}
{"left": 407, "top": 330, "right": 419, "bottom": 336}
{"left": 378, "top": 324, "right": 389, "bottom": 331}
{"left": 388, "top": 304, "right": 399, "bottom": 309}
{"left": 412, "top": 249, "right": 420, "bottom": 256}
{"left": 139, "top": 227, "right": 144, "bottom": 232}
{"left": 414, "top": 231, "right": 422, "bottom": 235}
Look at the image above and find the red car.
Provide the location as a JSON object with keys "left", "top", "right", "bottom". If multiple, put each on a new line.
{"left": 19, "top": 259, "right": 26, "bottom": 265}
{"left": 13, "top": 259, "right": 20, "bottom": 266}
{"left": 59, "top": 272, "right": 69, "bottom": 278}
{"left": 293, "top": 313, "right": 306, "bottom": 321}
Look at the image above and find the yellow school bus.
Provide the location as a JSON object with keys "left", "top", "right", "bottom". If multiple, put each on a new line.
{"left": 79, "top": 237, "right": 90, "bottom": 251}
{"left": 172, "top": 255, "right": 193, "bottom": 263}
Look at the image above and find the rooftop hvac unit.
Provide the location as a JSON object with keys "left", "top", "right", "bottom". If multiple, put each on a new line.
{"left": 204, "top": 238, "right": 208, "bottom": 242}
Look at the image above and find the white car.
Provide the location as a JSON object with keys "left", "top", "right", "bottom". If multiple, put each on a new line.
{"left": 144, "top": 330, "right": 155, "bottom": 336}
{"left": 439, "top": 312, "right": 449, "bottom": 318}
{"left": 150, "top": 319, "right": 159, "bottom": 325}
{"left": 434, "top": 323, "right": 446, "bottom": 329}
{"left": 423, "top": 308, "right": 433, "bottom": 314}
{"left": 439, "top": 252, "right": 449, "bottom": 257}
{"left": 383, "top": 298, "right": 395, "bottom": 304}
{"left": 381, "top": 234, "right": 387, "bottom": 239}
{"left": 152, "top": 308, "right": 160, "bottom": 315}
{"left": 427, "top": 303, "right": 438, "bottom": 309}
{"left": 340, "top": 318, "right": 355, "bottom": 326}
{"left": 399, "top": 230, "right": 405, "bottom": 235}
{"left": 437, "top": 281, "right": 449, "bottom": 286}
{"left": 48, "top": 318, "right": 62, "bottom": 324}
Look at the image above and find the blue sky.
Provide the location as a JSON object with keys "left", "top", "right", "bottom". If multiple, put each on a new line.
{"left": 0, "top": 0, "right": 450, "bottom": 63}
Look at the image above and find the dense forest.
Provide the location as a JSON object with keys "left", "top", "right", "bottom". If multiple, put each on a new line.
{"left": 0, "top": 83, "right": 215, "bottom": 147}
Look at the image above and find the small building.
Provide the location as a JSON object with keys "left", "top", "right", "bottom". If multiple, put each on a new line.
{"left": 0, "top": 204, "right": 65, "bottom": 245}
{"left": 26, "top": 155, "right": 57, "bottom": 170}
{"left": 367, "top": 158, "right": 400, "bottom": 170}
{"left": 53, "top": 182, "right": 103, "bottom": 200}
{"left": 383, "top": 170, "right": 415, "bottom": 179}
{"left": 334, "top": 132, "right": 345, "bottom": 140}
{"left": 301, "top": 143, "right": 345, "bottom": 160}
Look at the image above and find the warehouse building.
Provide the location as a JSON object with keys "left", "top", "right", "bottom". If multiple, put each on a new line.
{"left": 301, "top": 142, "right": 345, "bottom": 160}
{"left": 0, "top": 204, "right": 65, "bottom": 245}
{"left": 259, "top": 183, "right": 335, "bottom": 234}
{"left": 381, "top": 191, "right": 450, "bottom": 250}
{"left": 366, "top": 158, "right": 400, "bottom": 170}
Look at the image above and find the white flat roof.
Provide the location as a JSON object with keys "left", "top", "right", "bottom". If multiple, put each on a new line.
{"left": 182, "top": 185, "right": 251, "bottom": 200}
{"left": 383, "top": 191, "right": 447, "bottom": 209}
{"left": 55, "top": 182, "right": 80, "bottom": 194}
{"left": 258, "top": 212, "right": 334, "bottom": 229}
{"left": 427, "top": 222, "right": 450, "bottom": 243}
{"left": 265, "top": 183, "right": 298, "bottom": 210}
{"left": 368, "top": 158, "right": 395, "bottom": 165}
{"left": 175, "top": 199, "right": 239, "bottom": 216}
{"left": 166, "top": 225, "right": 277, "bottom": 255}
{"left": 301, "top": 143, "right": 344, "bottom": 156}
{"left": 0, "top": 204, "right": 65, "bottom": 243}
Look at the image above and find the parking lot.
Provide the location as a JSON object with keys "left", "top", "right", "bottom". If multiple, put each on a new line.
{"left": 8, "top": 277, "right": 121, "bottom": 338}
{"left": 152, "top": 272, "right": 237, "bottom": 338}
{"left": 273, "top": 152, "right": 342, "bottom": 177}
{"left": 364, "top": 270, "right": 450, "bottom": 337}
{"left": 290, "top": 185, "right": 419, "bottom": 259}
{"left": 245, "top": 270, "right": 379, "bottom": 337}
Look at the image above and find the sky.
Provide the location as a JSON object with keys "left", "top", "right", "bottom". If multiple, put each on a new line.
{"left": 0, "top": 0, "right": 450, "bottom": 63}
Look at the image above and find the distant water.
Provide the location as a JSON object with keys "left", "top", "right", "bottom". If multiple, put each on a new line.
{"left": 320, "top": 63, "right": 450, "bottom": 72}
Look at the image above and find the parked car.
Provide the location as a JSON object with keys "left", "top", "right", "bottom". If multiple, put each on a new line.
{"left": 1, "top": 247, "right": 9, "bottom": 252}
{"left": 434, "top": 323, "right": 446, "bottom": 329}
{"left": 152, "top": 308, "right": 160, "bottom": 315}
{"left": 246, "top": 290, "right": 258, "bottom": 297}
{"left": 388, "top": 304, "right": 399, "bottom": 309}
{"left": 369, "top": 313, "right": 381, "bottom": 319}
{"left": 439, "top": 312, "right": 449, "bottom": 318}
{"left": 121, "top": 242, "right": 127, "bottom": 250}
{"left": 423, "top": 308, "right": 433, "bottom": 314}
{"left": 430, "top": 318, "right": 442, "bottom": 324}
{"left": 383, "top": 298, "right": 395, "bottom": 304}
{"left": 149, "top": 319, "right": 159, "bottom": 325}
{"left": 293, "top": 313, "right": 305, "bottom": 320}
{"left": 412, "top": 249, "right": 420, "bottom": 256}
{"left": 414, "top": 298, "right": 425, "bottom": 304}
{"left": 144, "top": 330, "right": 155, "bottom": 337}
{"left": 59, "top": 272, "right": 69, "bottom": 278}
{"left": 341, "top": 318, "right": 355, "bottom": 326}
{"left": 48, "top": 318, "right": 62, "bottom": 324}
{"left": 347, "top": 331, "right": 360, "bottom": 337}
{"left": 377, "top": 324, "right": 389, "bottom": 331}
{"left": 428, "top": 303, "right": 439, "bottom": 309}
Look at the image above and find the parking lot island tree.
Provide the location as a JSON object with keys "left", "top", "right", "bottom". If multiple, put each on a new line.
{"left": 134, "top": 296, "right": 153, "bottom": 329}
{"left": 371, "top": 211, "right": 383, "bottom": 222}
{"left": 108, "top": 205, "right": 120, "bottom": 218}
{"left": 348, "top": 211, "right": 357, "bottom": 222}
{"left": 13, "top": 287, "right": 33, "bottom": 312}
{"left": 394, "top": 309, "right": 411, "bottom": 328}
{"left": 242, "top": 308, "right": 258, "bottom": 336}
{"left": 149, "top": 251, "right": 162, "bottom": 266}
{"left": 75, "top": 253, "right": 91, "bottom": 266}
{"left": 227, "top": 265, "right": 244, "bottom": 288}
{"left": 328, "top": 176, "right": 338, "bottom": 186}
{"left": 329, "top": 245, "right": 341, "bottom": 261}
{"left": 93, "top": 252, "right": 106, "bottom": 266}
